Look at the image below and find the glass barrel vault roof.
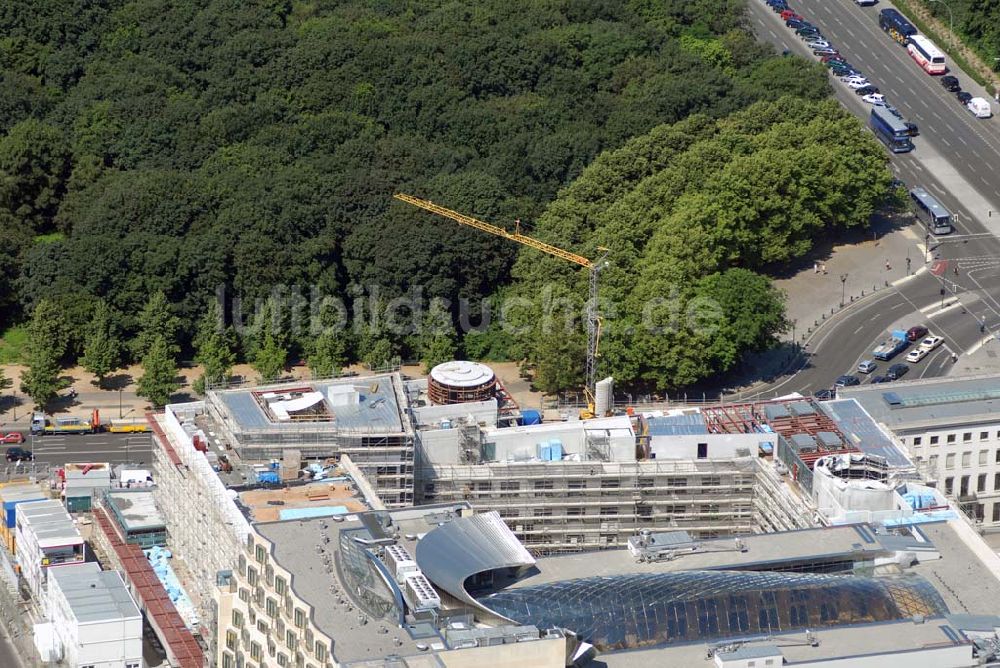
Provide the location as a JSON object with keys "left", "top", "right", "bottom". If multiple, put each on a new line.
{"left": 477, "top": 570, "right": 947, "bottom": 652}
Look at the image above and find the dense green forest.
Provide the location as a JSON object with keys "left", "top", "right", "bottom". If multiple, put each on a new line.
{"left": 919, "top": 0, "right": 1000, "bottom": 72}
{"left": 0, "top": 0, "right": 892, "bottom": 398}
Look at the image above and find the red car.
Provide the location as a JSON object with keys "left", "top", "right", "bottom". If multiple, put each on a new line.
{"left": 2, "top": 432, "right": 25, "bottom": 444}
{"left": 780, "top": 9, "right": 802, "bottom": 21}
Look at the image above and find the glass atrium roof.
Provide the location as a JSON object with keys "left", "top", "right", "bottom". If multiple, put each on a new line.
{"left": 477, "top": 570, "right": 948, "bottom": 652}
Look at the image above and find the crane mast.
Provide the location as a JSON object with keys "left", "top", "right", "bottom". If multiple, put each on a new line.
{"left": 393, "top": 193, "right": 605, "bottom": 403}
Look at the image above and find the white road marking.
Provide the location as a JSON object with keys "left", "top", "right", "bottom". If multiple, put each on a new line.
{"left": 965, "top": 334, "right": 995, "bottom": 356}
{"left": 926, "top": 301, "right": 964, "bottom": 319}
{"left": 854, "top": 325, "right": 865, "bottom": 335}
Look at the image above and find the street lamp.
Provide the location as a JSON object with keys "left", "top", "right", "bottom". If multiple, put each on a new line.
{"left": 840, "top": 274, "right": 848, "bottom": 307}
{"left": 928, "top": 0, "right": 954, "bottom": 49}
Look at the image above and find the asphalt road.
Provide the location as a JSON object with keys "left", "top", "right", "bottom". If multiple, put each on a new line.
{"left": 744, "top": 0, "right": 1000, "bottom": 395}
{"left": 17, "top": 431, "right": 154, "bottom": 468}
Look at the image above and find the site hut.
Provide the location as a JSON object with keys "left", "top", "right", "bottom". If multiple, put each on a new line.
{"left": 37, "top": 561, "right": 143, "bottom": 668}
{"left": 15, "top": 499, "right": 85, "bottom": 606}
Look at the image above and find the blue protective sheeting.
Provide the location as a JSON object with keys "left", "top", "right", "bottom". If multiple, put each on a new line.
{"left": 257, "top": 471, "right": 280, "bottom": 484}
{"left": 278, "top": 506, "right": 349, "bottom": 521}
{"left": 521, "top": 410, "right": 542, "bottom": 425}
{"left": 145, "top": 546, "right": 199, "bottom": 630}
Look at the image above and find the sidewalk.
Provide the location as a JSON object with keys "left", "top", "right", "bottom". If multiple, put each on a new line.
{"left": 776, "top": 214, "right": 924, "bottom": 345}
{"left": 717, "top": 214, "right": 928, "bottom": 392}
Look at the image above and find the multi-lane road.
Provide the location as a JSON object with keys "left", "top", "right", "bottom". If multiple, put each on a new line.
{"left": 744, "top": 0, "right": 1000, "bottom": 396}
{"left": 8, "top": 431, "right": 154, "bottom": 469}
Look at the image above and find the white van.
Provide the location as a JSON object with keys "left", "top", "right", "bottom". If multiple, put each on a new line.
{"left": 967, "top": 97, "right": 993, "bottom": 119}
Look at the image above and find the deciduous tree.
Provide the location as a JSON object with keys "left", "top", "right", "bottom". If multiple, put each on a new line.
{"left": 80, "top": 300, "right": 122, "bottom": 388}
{"left": 136, "top": 335, "right": 177, "bottom": 408}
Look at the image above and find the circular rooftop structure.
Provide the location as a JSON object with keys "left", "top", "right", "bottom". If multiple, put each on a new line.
{"left": 428, "top": 361, "right": 496, "bottom": 405}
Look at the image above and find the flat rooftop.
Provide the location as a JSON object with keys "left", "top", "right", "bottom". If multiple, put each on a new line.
{"left": 838, "top": 374, "right": 1000, "bottom": 432}
{"left": 106, "top": 490, "right": 165, "bottom": 531}
{"left": 0, "top": 483, "right": 46, "bottom": 504}
{"left": 594, "top": 616, "right": 972, "bottom": 667}
{"left": 503, "top": 524, "right": 891, "bottom": 590}
{"left": 238, "top": 481, "right": 368, "bottom": 522}
{"left": 821, "top": 398, "right": 914, "bottom": 468}
{"left": 909, "top": 520, "right": 1000, "bottom": 614}
{"left": 215, "top": 374, "right": 406, "bottom": 434}
{"left": 17, "top": 500, "right": 82, "bottom": 547}
{"left": 254, "top": 504, "right": 470, "bottom": 664}
{"left": 50, "top": 563, "right": 141, "bottom": 624}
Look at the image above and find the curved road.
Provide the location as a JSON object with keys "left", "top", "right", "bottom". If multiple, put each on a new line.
{"left": 743, "top": 0, "right": 1000, "bottom": 395}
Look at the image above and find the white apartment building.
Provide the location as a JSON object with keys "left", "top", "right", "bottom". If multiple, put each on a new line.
{"left": 15, "top": 499, "right": 85, "bottom": 604}
{"left": 840, "top": 374, "right": 1000, "bottom": 526}
{"left": 45, "top": 562, "right": 143, "bottom": 668}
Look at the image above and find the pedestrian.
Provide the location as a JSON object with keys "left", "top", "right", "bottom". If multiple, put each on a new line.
{"left": 814, "top": 261, "right": 819, "bottom": 274}
{"left": 885, "top": 259, "right": 891, "bottom": 271}
{"left": 821, "top": 262, "right": 828, "bottom": 274}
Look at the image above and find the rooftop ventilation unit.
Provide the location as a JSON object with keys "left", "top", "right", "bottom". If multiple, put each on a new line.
{"left": 383, "top": 544, "right": 418, "bottom": 583}
{"left": 403, "top": 572, "right": 441, "bottom": 611}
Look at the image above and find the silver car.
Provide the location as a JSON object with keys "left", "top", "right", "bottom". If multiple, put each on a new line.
{"left": 858, "top": 360, "right": 877, "bottom": 374}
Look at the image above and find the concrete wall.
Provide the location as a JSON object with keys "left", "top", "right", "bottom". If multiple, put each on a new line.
{"left": 438, "top": 635, "right": 566, "bottom": 668}
{"left": 412, "top": 400, "right": 498, "bottom": 429}
{"left": 649, "top": 433, "right": 767, "bottom": 460}
{"left": 483, "top": 416, "right": 635, "bottom": 463}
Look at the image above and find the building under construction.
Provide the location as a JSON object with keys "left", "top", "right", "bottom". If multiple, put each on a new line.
{"left": 205, "top": 373, "right": 416, "bottom": 507}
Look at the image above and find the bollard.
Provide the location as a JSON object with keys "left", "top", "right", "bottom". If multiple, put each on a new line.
{"left": 861, "top": 290, "right": 865, "bottom": 296}
{"left": 884, "top": 280, "right": 889, "bottom": 287}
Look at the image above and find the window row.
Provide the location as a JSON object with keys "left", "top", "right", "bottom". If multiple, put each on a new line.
{"left": 915, "top": 431, "right": 1000, "bottom": 447}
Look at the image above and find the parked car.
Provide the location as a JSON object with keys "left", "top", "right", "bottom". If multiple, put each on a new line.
{"left": 5, "top": 448, "right": 32, "bottom": 463}
{"left": 797, "top": 27, "right": 822, "bottom": 38}
{"left": 835, "top": 374, "right": 861, "bottom": 387}
{"left": 940, "top": 75, "right": 960, "bottom": 92}
{"left": 906, "top": 325, "right": 929, "bottom": 341}
{"left": 786, "top": 18, "right": 809, "bottom": 28}
{"left": 957, "top": 91, "right": 973, "bottom": 105}
{"left": 780, "top": 9, "right": 802, "bottom": 21}
{"left": 843, "top": 77, "right": 870, "bottom": 89}
{"left": 814, "top": 388, "right": 836, "bottom": 400}
{"left": 870, "top": 375, "right": 890, "bottom": 384}
{"left": 855, "top": 85, "right": 879, "bottom": 95}
{"left": 858, "top": 360, "right": 878, "bottom": 374}
{"left": 805, "top": 38, "right": 832, "bottom": 48}
{"left": 820, "top": 54, "right": 847, "bottom": 64}
{"left": 1, "top": 432, "right": 24, "bottom": 444}
{"left": 886, "top": 364, "right": 909, "bottom": 380}
{"left": 920, "top": 335, "right": 944, "bottom": 351}
{"left": 813, "top": 47, "right": 839, "bottom": 56}
{"left": 906, "top": 347, "right": 929, "bottom": 363}
{"left": 862, "top": 93, "right": 887, "bottom": 106}
{"left": 831, "top": 64, "right": 861, "bottom": 77}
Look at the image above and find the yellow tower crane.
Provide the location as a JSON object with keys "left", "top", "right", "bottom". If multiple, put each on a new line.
{"left": 393, "top": 193, "right": 608, "bottom": 416}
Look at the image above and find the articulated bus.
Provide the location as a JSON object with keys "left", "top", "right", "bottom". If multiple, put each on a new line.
{"left": 879, "top": 8, "right": 916, "bottom": 45}
{"left": 910, "top": 187, "right": 953, "bottom": 235}
{"left": 907, "top": 34, "right": 947, "bottom": 74}
{"left": 869, "top": 107, "right": 913, "bottom": 153}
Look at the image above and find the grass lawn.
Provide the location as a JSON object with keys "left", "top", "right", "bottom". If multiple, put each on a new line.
{"left": 0, "top": 326, "right": 28, "bottom": 364}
